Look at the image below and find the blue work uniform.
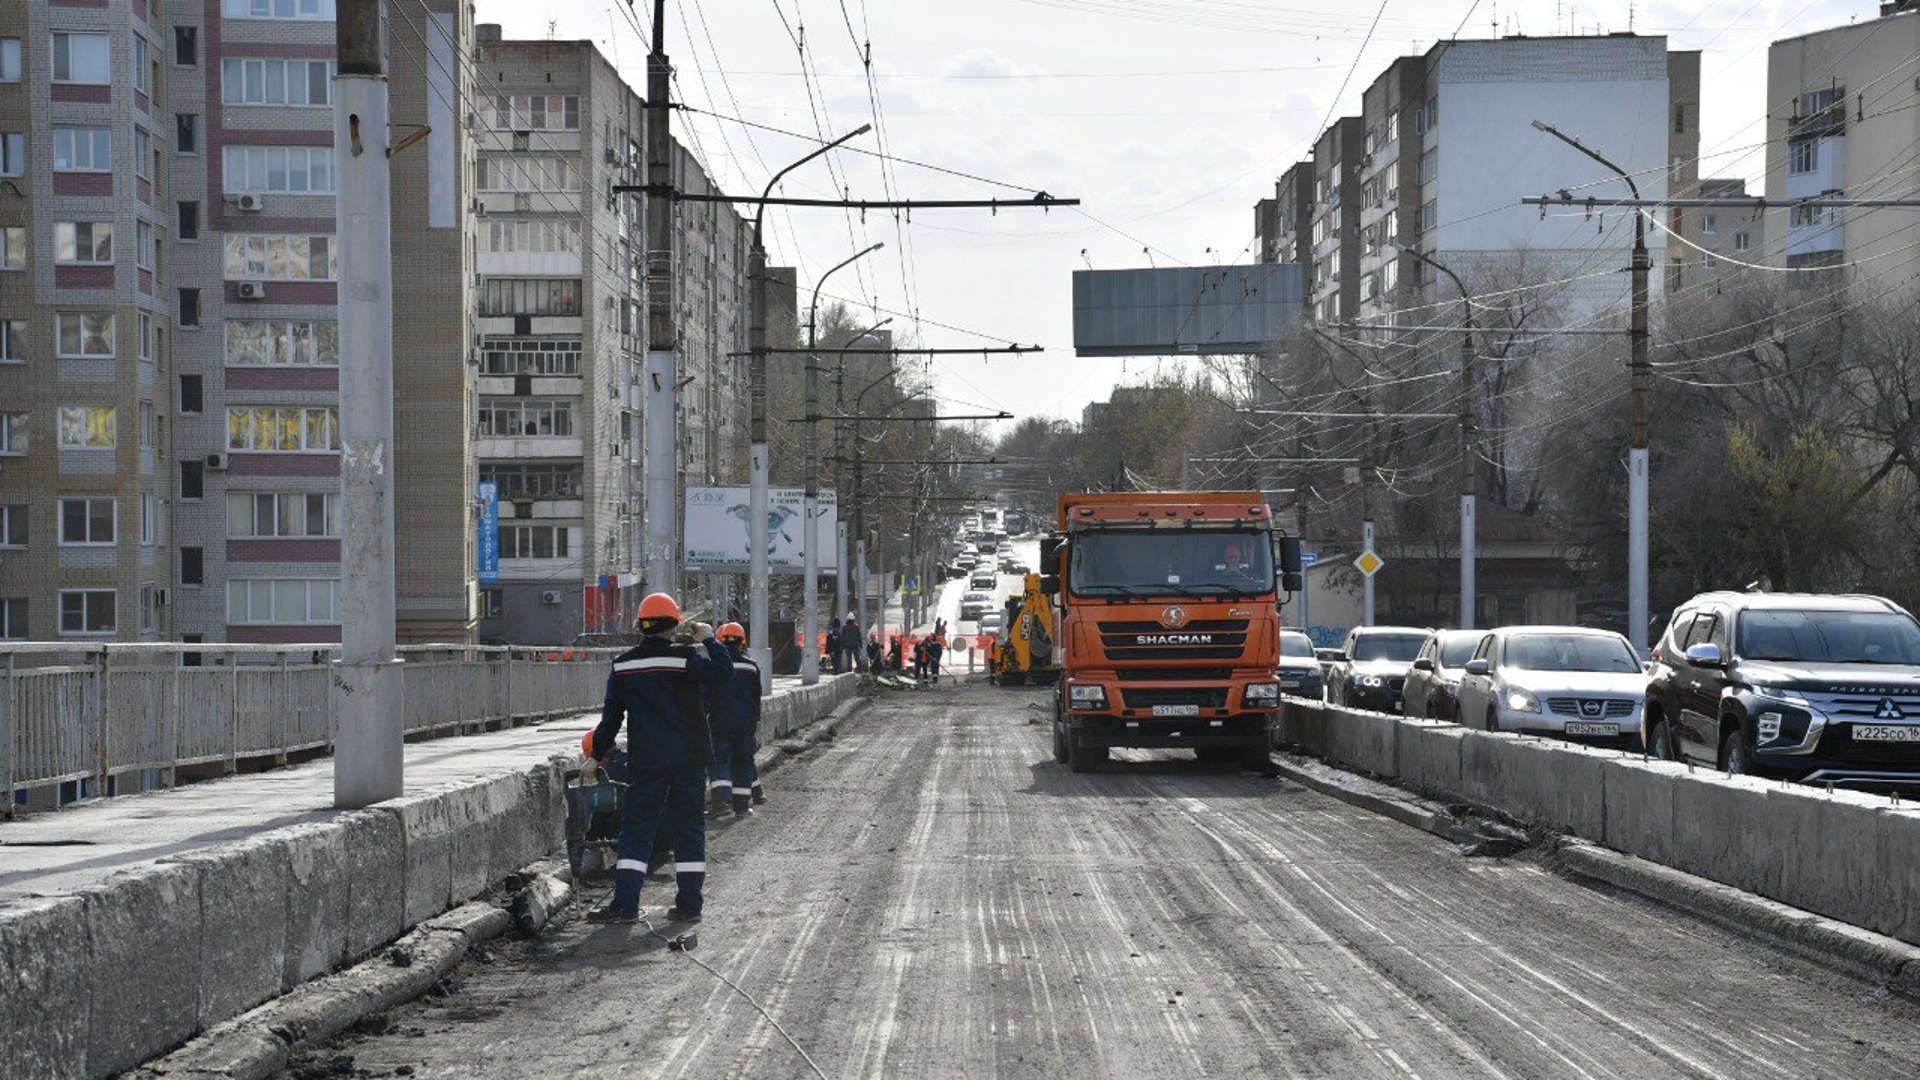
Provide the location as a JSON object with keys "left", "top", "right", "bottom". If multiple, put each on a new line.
{"left": 707, "top": 643, "right": 763, "bottom": 815}
{"left": 588, "top": 633, "right": 731, "bottom": 917}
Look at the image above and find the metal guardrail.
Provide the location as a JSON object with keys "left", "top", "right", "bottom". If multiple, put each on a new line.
{"left": 1, "top": 642, "right": 621, "bottom": 817}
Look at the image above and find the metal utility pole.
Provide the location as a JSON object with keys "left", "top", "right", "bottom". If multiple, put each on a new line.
{"left": 801, "top": 243, "right": 883, "bottom": 684}
{"left": 829, "top": 320, "right": 890, "bottom": 642}
{"left": 745, "top": 125, "right": 868, "bottom": 692}
{"left": 1532, "top": 120, "right": 1649, "bottom": 652}
{"left": 642, "top": 0, "right": 677, "bottom": 602}
{"left": 1401, "top": 247, "right": 1476, "bottom": 630}
{"left": 333, "top": 0, "right": 400, "bottom": 808}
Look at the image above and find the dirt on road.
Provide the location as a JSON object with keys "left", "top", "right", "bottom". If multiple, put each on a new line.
{"left": 283, "top": 680, "right": 1920, "bottom": 1079}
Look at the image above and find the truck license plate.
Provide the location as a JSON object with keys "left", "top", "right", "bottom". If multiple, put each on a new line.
{"left": 1854, "top": 725, "right": 1920, "bottom": 742}
{"left": 1565, "top": 722, "right": 1618, "bottom": 737}
{"left": 1152, "top": 704, "right": 1201, "bottom": 717}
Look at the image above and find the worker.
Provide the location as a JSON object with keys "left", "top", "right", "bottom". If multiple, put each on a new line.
{"left": 705, "top": 622, "right": 763, "bottom": 818}
{"left": 925, "top": 630, "right": 945, "bottom": 684}
{"left": 582, "top": 592, "right": 732, "bottom": 924}
{"left": 840, "top": 612, "right": 864, "bottom": 672}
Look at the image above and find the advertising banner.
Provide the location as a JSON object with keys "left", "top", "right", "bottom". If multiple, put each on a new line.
{"left": 685, "top": 486, "right": 838, "bottom": 573}
{"left": 476, "top": 481, "right": 499, "bottom": 584}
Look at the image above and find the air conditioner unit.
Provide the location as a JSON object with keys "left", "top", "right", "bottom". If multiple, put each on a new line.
{"left": 235, "top": 193, "right": 266, "bottom": 212}
{"left": 236, "top": 280, "right": 268, "bottom": 300}
{"left": 205, "top": 451, "right": 229, "bottom": 471}
{"left": 540, "top": 590, "right": 563, "bottom": 605}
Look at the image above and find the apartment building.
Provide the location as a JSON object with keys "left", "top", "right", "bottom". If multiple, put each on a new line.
{"left": 1695, "top": 177, "right": 1765, "bottom": 280}
{"left": 1305, "top": 117, "right": 1364, "bottom": 326}
{"left": 1255, "top": 160, "right": 1312, "bottom": 272}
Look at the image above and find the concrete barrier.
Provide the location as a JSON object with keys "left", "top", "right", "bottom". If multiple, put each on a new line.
{"left": 1, "top": 673, "right": 860, "bottom": 1080}
{"left": 1396, "top": 720, "right": 1465, "bottom": 799}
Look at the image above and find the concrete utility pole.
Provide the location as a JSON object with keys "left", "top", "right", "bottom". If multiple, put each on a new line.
{"left": 746, "top": 125, "right": 868, "bottom": 692}
{"left": 1401, "top": 247, "right": 1476, "bottom": 630}
{"left": 642, "top": 0, "right": 677, "bottom": 601}
{"left": 1532, "top": 120, "right": 1649, "bottom": 652}
{"left": 333, "top": 0, "right": 401, "bottom": 808}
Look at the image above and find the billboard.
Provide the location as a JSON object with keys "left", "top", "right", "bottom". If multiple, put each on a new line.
{"left": 685, "top": 486, "right": 838, "bottom": 574}
{"left": 476, "top": 481, "right": 499, "bottom": 584}
{"left": 1072, "top": 264, "right": 1304, "bottom": 357}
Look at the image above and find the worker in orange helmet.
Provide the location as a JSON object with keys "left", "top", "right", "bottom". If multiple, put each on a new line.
{"left": 705, "top": 622, "right": 764, "bottom": 817}
{"left": 581, "top": 592, "right": 730, "bottom": 924}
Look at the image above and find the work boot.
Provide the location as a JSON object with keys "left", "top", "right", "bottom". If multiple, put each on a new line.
{"left": 584, "top": 903, "right": 638, "bottom": 924}
{"left": 751, "top": 783, "right": 767, "bottom": 806}
{"left": 732, "top": 795, "right": 753, "bottom": 817}
{"left": 666, "top": 904, "right": 703, "bottom": 924}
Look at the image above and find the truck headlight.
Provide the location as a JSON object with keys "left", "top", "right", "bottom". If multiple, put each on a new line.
{"left": 1244, "top": 683, "right": 1279, "bottom": 705}
{"left": 1505, "top": 687, "right": 1540, "bottom": 713}
{"left": 1068, "top": 684, "right": 1107, "bottom": 709}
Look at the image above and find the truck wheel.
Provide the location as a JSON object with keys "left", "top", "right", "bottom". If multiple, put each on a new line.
{"left": 1242, "top": 743, "right": 1275, "bottom": 775}
{"left": 1052, "top": 718, "right": 1069, "bottom": 763}
{"left": 1067, "top": 733, "right": 1106, "bottom": 773}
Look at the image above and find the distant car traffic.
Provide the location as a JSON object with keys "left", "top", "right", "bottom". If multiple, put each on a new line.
{"left": 1277, "top": 629, "right": 1324, "bottom": 700}
{"left": 960, "top": 591, "right": 993, "bottom": 620}
{"left": 969, "top": 567, "right": 997, "bottom": 589}
{"left": 1326, "top": 626, "right": 1431, "bottom": 712}
{"left": 1454, "top": 626, "right": 1644, "bottom": 747}
{"left": 1403, "top": 629, "right": 1483, "bottom": 720}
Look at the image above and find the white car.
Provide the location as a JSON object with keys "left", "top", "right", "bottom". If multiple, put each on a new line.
{"left": 978, "top": 612, "right": 1005, "bottom": 637}
{"left": 1454, "top": 626, "right": 1645, "bottom": 747}
{"left": 959, "top": 591, "right": 993, "bottom": 620}
{"left": 969, "top": 567, "right": 997, "bottom": 589}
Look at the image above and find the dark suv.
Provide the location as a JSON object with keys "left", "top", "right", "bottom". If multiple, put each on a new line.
{"left": 1326, "top": 626, "right": 1431, "bottom": 713}
{"left": 1643, "top": 591, "right": 1920, "bottom": 787}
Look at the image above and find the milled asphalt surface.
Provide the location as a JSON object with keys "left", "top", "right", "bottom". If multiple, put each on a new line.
{"left": 281, "top": 679, "right": 1920, "bottom": 1080}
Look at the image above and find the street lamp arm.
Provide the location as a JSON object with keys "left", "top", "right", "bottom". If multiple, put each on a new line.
{"left": 808, "top": 242, "right": 886, "bottom": 348}
{"left": 1396, "top": 245, "right": 1472, "bottom": 329}
{"left": 1530, "top": 119, "right": 1641, "bottom": 201}
{"left": 754, "top": 124, "right": 871, "bottom": 239}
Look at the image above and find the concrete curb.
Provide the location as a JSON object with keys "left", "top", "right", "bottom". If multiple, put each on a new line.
{"left": 129, "top": 868, "right": 573, "bottom": 1080}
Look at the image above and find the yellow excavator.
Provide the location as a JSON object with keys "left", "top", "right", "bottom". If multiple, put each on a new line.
{"left": 990, "top": 573, "right": 1059, "bottom": 686}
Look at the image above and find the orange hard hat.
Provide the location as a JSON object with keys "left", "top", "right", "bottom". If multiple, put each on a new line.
{"left": 635, "top": 592, "right": 681, "bottom": 624}
{"left": 718, "top": 622, "right": 746, "bottom": 643}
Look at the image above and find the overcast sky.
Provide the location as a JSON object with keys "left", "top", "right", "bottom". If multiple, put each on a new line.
{"left": 478, "top": 0, "right": 1867, "bottom": 434}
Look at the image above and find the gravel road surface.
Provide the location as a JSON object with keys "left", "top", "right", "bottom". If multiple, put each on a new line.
{"left": 284, "top": 680, "right": 1920, "bottom": 1079}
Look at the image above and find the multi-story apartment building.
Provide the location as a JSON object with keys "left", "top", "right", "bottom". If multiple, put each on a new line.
{"left": 1695, "top": 178, "right": 1765, "bottom": 280}
{"left": 1255, "top": 161, "right": 1312, "bottom": 272}
{"left": 1766, "top": 1, "right": 1920, "bottom": 276}
{"left": 1306, "top": 117, "right": 1363, "bottom": 326}
{"left": 470, "top": 28, "right": 751, "bottom": 644}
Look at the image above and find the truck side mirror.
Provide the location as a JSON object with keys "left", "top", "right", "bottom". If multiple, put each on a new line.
{"left": 1276, "top": 534, "right": 1304, "bottom": 592}
{"left": 1040, "top": 574, "right": 1060, "bottom": 596}
{"left": 1039, "top": 536, "right": 1062, "bottom": 574}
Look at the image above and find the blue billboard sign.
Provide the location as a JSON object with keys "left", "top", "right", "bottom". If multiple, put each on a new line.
{"left": 476, "top": 481, "right": 499, "bottom": 584}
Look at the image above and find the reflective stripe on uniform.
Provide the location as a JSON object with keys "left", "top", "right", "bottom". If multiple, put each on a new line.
{"left": 613, "top": 656, "right": 689, "bottom": 675}
{"left": 732, "top": 662, "right": 758, "bottom": 674}
{"left": 675, "top": 861, "right": 707, "bottom": 873}
{"left": 708, "top": 780, "right": 729, "bottom": 791}
{"left": 615, "top": 859, "right": 649, "bottom": 872}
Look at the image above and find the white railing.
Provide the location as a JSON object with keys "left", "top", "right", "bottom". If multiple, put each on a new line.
{"left": 1, "top": 642, "right": 620, "bottom": 816}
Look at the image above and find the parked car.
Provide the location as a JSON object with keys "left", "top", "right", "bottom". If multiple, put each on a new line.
{"left": 1454, "top": 626, "right": 1644, "bottom": 746}
{"left": 1403, "top": 629, "right": 1484, "bottom": 719}
{"left": 1643, "top": 591, "right": 1920, "bottom": 786}
{"left": 959, "top": 591, "right": 993, "bottom": 620}
{"left": 1277, "top": 629, "right": 1325, "bottom": 700}
{"left": 1326, "top": 626, "right": 1431, "bottom": 712}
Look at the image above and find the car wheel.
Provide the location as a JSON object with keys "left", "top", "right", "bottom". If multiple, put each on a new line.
{"left": 1484, "top": 706, "right": 1499, "bottom": 732}
{"left": 1647, "top": 715, "right": 1676, "bottom": 761}
{"left": 1718, "top": 723, "right": 1751, "bottom": 776}
{"left": 1450, "top": 703, "right": 1464, "bottom": 724}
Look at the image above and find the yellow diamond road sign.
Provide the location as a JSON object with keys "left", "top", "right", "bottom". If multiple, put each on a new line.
{"left": 1354, "top": 550, "right": 1384, "bottom": 577}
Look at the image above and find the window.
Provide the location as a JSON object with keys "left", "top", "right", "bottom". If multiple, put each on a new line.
{"left": 1791, "top": 204, "right": 1831, "bottom": 229}
{"left": 487, "top": 94, "right": 581, "bottom": 131}
{"left": 1416, "top": 96, "right": 1438, "bottom": 134}
{"left": 1674, "top": 103, "right": 1686, "bottom": 134}
{"left": 223, "top": 234, "right": 336, "bottom": 280}
{"left": 0, "top": 320, "right": 22, "bottom": 362}
{"left": 501, "top": 524, "right": 573, "bottom": 560}
{"left": 477, "top": 397, "right": 576, "bottom": 436}
{"left": 179, "top": 287, "right": 201, "bottom": 327}
{"left": 0, "top": 598, "right": 21, "bottom": 639}
{"left": 179, "top": 458, "right": 204, "bottom": 500}
{"left": 55, "top": 222, "right": 113, "bottom": 265}
{"left": 138, "top": 314, "right": 152, "bottom": 363}
{"left": 0, "top": 226, "right": 23, "bottom": 270}
{"left": 227, "top": 491, "right": 340, "bottom": 537}
{"left": 479, "top": 336, "right": 582, "bottom": 375}
{"left": 226, "top": 578, "right": 338, "bottom": 625}
{"left": 476, "top": 462, "right": 584, "bottom": 499}
{"left": 174, "top": 27, "right": 198, "bottom": 66}
{"left": 480, "top": 279, "right": 581, "bottom": 317}
{"left": 139, "top": 400, "right": 153, "bottom": 448}
{"left": 222, "top": 0, "right": 338, "bottom": 21}
{"left": 180, "top": 545, "right": 204, "bottom": 586}
{"left": 134, "top": 35, "right": 151, "bottom": 95}
{"left": 176, "top": 113, "right": 198, "bottom": 153}
{"left": 1384, "top": 111, "right": 1398, "bottom": 144}
{"left": 56, "top": 313, "right": 114, "bottom": 358}
{"left": 52, "top": 32, "right": 112, "bottom": 84}
{"left": 0, "top": 412, "right": 25, "bottom": 454}
{"left": 1789, "top": 139, "right": 1817, "bottom": 174}
{"left": 482, "top": 219, "right": 583, "bottom": 253}
{"left": 221, "top": 58, "right": 336, "bottom": 106}
{"left": 225, "top": 405, "right": 340, "bottom": 452}
{"left": 0, "top": 38, "right": 19, "bottom": 82}
{"left": 1702, "top": 214, "right": 1717, "bottom": 235}
{"left": 178, "top": 201, "right": 200, "bottom": 241}
{"left": 179, "top": 374, "right": 203, "bottom": 413}
{"left": 60, "top": 590, "right": 117, "bottom": 635}
{"left": 0, "top": 133, "right": 21, "bottom": 176}
{"left": 0, "top": 504, "right": 24, "bottom": 546}
{"left": 137, "top": 221, "right": 155, "bottom": 271}
{"left": 53, "top": 126, "right": 111, "bottom": 172}
{"left": 225, "top": 320, "right": 338, "bottom": 365}
{"left": 1734, "top": 232, "right": 1751, "bottom": 253}
{"left": 59, "top": 497, "right": 117, "bottom": 544}
{"left": 133, "top": 127, "right": 152, "bottom": 182}
{"left": 140, "top": 492, "right": 155, "bottom": 545}
{"left": 223, "top": 146, "right": 334, "bottom": 193}
{"left": 140, "top": 583, "right": 155, "bottom": 633}
{"left": 475, "top": 156, "right": 582, "bottom": 192}
{"left": 58, "top": 406, "right": 116, "bottom": 448}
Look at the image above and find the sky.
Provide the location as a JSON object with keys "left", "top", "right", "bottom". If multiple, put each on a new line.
{"left": 478, "top": 0, "right": 1870, "bottom": 434}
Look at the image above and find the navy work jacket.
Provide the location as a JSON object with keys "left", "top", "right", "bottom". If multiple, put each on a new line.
{"left": 590, "top": 635, "right": 732, "bottom": 769}
{"left": 709, "top": 642, "right": 763, "bottom": 737}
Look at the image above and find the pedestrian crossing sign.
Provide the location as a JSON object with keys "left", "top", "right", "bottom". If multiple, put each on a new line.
{"left": 905, "top": 574, "right": 922, "bottom": 595}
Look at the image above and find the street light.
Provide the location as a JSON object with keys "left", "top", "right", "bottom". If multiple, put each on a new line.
{"left": 748, "top": 123, "right": 869, "bottom": 691}
{"left": 1396, "top": 245, "right": 1477, "bottom": 631}
{"left": 801, "top": 241, "right": 884, "bottom": 685}
{"left": 1531, "top": 119, "right": 1650, "bottom": 652}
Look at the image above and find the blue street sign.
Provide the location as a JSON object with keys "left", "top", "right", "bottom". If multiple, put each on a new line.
{"left": 476, "top": 482, "right": 499, "bottom": 584}
{"left": 1300, "top": 552, "right": 1319, "bottom": 566}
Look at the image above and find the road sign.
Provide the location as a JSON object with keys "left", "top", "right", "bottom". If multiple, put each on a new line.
{"left": 1354, "top": 550, "right": 1384, "bottom": 577}
{"left": 904, "top": 574, "right": 922, "bottom": 595}
{"left": 1300, "top": 552, "right": 1318, "bottom": 566}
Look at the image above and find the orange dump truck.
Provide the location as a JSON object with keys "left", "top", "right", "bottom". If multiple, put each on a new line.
{"left": 1041, "top": 491, "right": 1302, "bottom": 773}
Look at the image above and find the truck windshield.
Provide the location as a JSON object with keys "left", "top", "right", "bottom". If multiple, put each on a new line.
{"left": 1070, "top": 528, "right": 1273, "bottom": 597}
{"left": 1737, "top": 610, "right": 1920, "bottom": 664}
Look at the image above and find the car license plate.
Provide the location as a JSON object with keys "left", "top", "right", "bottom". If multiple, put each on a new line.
{"left": 1152, "top": 704, "right": 1200, "bottom": 717}
{"left": 1854, "top": 725, "right": 1920, "bottom": 742}
{"left": 1279, "top": 678, "right": 1301, "bottom": 688}
{"left": 1565, "top": 722, "right": 1618, "bottom": 737}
